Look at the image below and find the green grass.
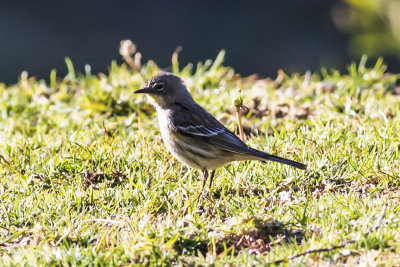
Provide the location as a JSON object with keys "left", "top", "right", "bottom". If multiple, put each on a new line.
{"left": 1, "top": 51, "right": 400, "bottom": 266}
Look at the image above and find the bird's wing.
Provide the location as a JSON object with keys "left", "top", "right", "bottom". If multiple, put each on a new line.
{"left": 176, "top": 124, "right": 251, "bottom": 155}
{"left": 172, "top": 108, "right": 251, "bottom": 156}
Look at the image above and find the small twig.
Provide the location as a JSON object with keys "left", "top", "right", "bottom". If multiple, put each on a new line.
{"left": 236, "top": 235, "right": 245, "bottom": 247}
{"left": 268, "top": 203, "right": 388, "bottom": 264}
{"left": 269, "top": 241, "right": 355, "bottom": 264}
{"left": 102, "top": 121, "right": 108, "bottom": 143}
{"left": 367, "top": 202, "right": 388, "bottom": 234}
{"left": 0, "top": 154, "right": 11, "bottom": 166}
{"left": 377, "top": 169, "right": 399, "bottom": 180}
{"left": 79, "top": 218, "right": 128, "bottom": 225}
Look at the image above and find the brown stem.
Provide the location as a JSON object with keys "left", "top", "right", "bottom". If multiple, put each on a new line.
{"left": 236, "top": 108, "right": 245, "bottom": 141}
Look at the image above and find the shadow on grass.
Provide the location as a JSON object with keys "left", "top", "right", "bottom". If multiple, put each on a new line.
{"left": 211, "top": 187, "right": 270, "bottom": 199}
{"left": 82, "top": 169, "right": 127, "bottom": 189}
{"left": 174, "top": 218, "right": 304, "bottom": 257}
{"left": 217, "top": 218, "right": 304, "bottom": 255}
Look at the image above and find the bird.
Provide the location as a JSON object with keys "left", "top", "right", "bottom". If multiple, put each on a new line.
{"left": 135, "top": 72, "right": 306, "bottom": 197}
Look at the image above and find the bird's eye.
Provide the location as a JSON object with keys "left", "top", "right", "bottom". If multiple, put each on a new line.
{"left": 154, "top": 83, "right": 163, "bottom": 91}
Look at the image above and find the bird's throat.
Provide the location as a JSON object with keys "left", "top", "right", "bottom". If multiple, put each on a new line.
{"left": 146, "top": 94, "right": 167, "bottom": 108}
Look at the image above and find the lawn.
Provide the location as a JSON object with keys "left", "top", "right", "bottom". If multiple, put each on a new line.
{"left": 1, "top": 50, "right": 400, "bottom": 266}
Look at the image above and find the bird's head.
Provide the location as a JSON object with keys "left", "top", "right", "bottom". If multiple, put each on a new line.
{"left": 135, "top": 72, "right": 192, "bottom": 108}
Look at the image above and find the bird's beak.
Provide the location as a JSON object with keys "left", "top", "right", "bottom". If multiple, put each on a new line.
{"left": 134, "top": 86, "right": 151, "bottom": 94}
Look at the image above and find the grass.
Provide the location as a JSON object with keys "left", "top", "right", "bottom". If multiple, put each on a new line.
{"left": 1, "top": 50, "right": 400, "bottom": 266}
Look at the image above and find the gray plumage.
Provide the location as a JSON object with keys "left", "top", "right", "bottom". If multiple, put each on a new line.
{"left": 135, "top": 72, "right": 306, "bottom": 193}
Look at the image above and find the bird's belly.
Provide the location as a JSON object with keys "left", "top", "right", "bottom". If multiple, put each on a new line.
{"left": 160, "top": 129, "right": 233, "bottom": 170}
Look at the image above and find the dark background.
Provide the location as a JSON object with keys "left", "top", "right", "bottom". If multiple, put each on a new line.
{"left": 0, "top": 0, "right": 363, "bottom": 84}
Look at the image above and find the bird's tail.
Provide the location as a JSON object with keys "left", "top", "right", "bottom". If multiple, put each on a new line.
{"left": 248, "top": 148, "right": 306, "bottom": 170}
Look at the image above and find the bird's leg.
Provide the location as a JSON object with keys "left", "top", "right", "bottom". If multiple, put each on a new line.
{"left": 200, "top": 169, "right": 208, "bottom": 195}
{"left": 196, "top": 169, "right": 208, "bottom": 201}
{"left": 209, "top": 170, "right": 216, "bottom": 189}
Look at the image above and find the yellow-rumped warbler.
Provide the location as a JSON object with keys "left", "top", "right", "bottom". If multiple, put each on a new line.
{"left": 135, "top": 72, "right": 306, "bottom": 194}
